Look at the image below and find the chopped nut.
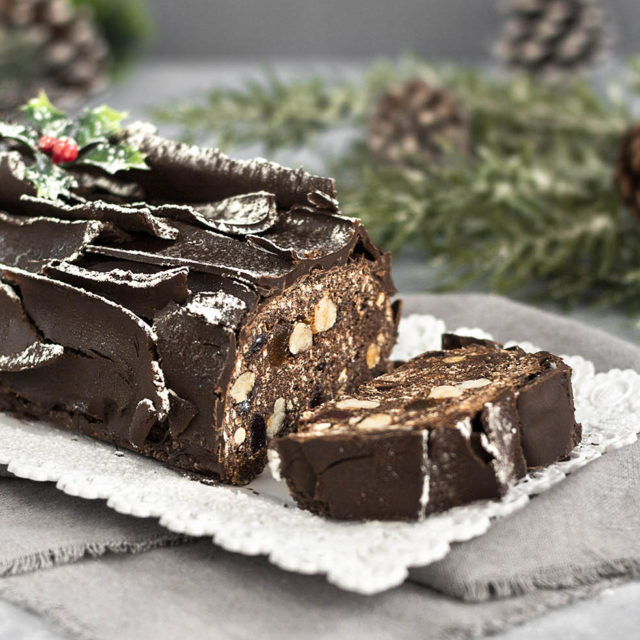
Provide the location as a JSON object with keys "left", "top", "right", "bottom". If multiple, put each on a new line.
{"left": 457, "top": 378, "right": 492, "bottom": 390}
{"left": 376, "top": 292, "right": 386, "bottom": 308}
{"left": 289, "top": 322, "right": 313, "bottom": 354}
{"left": 429, "top": 385, "right": 463, "bottom": 399}
{"left": 233, "top": 427, "right": 247, "bottom": 446}
{"left": 229, "top": 372, "right": 256, "bottom": 403}
{"left": 337, "top": 368, "right": 348, "bottom": 384}
{"left": 443, "top": 356, "right": 466, "bottom": 364}
{"left": 313, "top": 422, "right": 333, "bottom": 431}
{"left": 366, "top": 343, "right": 381, "bottom": 369}
{"left": 359, "top": 413, "right": 392, "bottom": 430}
{"left": 348, "top": 416, "right": 362, "bottom": 425}
{"left": 312, "top": 296, "right": 337, "bottom": 333}
{"left": 336, "top": 398, "right": 380, "bottom": 410}
{"left": 267, "top": 397, "right": 286, "bottom": 437}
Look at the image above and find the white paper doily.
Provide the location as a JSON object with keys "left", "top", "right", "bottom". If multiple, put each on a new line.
{"left": 1, "top": 313, "right": 638, "bottom": 595}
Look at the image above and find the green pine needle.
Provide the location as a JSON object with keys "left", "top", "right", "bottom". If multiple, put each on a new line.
{"left": 151, "top": 58, "right": 640, "bottom": 312}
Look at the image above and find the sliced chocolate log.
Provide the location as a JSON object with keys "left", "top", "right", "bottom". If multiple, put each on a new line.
{"left": 269, "top": 336, "right": 580, "bottom": 520}
{"left": 0, "top": 129, "right": 399, "bottom": 484}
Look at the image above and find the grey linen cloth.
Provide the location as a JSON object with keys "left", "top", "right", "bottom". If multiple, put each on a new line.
{"left": 1, "top": 293, "right": 639, "bottom": 640}
{"left": 0, "top": 478, "right": 185, "bottom": 578}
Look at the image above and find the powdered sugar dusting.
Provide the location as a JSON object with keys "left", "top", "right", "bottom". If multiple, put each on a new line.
{"left": 0, "top": 341, "right": 64, "bottom": 373}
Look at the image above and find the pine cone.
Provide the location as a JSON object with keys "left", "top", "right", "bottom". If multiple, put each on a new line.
{"left": 0, "top": 0, "right": 109, "bottom": 117}
{"left": 368, "top": 79, "right": 469, "bottom": 167}
{"left": 494, "top": 0, "right": 607, "bottom": 76}
{"left": 616, "top": 124, "right": 640, "bottom": 219}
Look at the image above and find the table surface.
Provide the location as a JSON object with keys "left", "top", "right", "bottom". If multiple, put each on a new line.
{"left": 2, "top": 59, "right": 640, "bottom": 640}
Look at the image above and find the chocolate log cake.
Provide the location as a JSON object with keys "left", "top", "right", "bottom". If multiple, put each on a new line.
{"left": 269, "top": 335, "right": 580, "bottom": 520}
{"left": 0, "top": 124, "right": 400, "bottom": 484}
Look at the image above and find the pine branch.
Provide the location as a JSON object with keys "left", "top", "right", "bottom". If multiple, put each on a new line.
{"left": 151, "top": 74, "right": 365, "bottom": 151}
{"left": 149, "top": 58, "right": 640, "bottom": 312}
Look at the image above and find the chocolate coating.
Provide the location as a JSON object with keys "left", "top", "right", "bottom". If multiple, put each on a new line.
{"left": 0, "top": 127, "right": 398, "bottom": 485}
{"left": 517, "top": 356, "right": 581, "bottom": 467}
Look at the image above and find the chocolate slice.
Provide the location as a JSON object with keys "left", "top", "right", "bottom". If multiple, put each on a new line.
{"left": 270, "top": 336, "right": 580, "bottom": 520}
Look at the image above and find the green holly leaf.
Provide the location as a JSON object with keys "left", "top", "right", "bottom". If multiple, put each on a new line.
{"left": 26, "top": 154, "right": 78, "bottom": 201}
{"left": 21, "top": 91, "right": 69, "bottom": 137}
{"left": 76, "top": 141, "right": 148, "bottom": 174}
{"left": 0, "top": 122, "right": 39, "bottom": 152}
{"left": 0, "top": 91, "right": 147, "bottom": 201}
{"left": 75, "top": 105, "right": 127, "bottom": 148}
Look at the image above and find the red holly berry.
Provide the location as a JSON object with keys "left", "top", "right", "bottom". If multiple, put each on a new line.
{"left": 38, "top": 135, "right": 56, "bottom": 153}
{"left": 52, "top": 136, "right": 79, "bottom": 165}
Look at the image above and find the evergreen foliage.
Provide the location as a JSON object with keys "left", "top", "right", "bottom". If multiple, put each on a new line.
{"left": 152, "top": 58, "right": 640, "bottom": 310}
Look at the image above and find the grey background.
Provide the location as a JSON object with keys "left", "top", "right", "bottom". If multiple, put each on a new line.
{"left": 144, "top": 0, "right": 640, "bottom": 59}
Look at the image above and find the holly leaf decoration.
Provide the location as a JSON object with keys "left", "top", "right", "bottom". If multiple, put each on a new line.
{"left": 22, "top": 92, "right": 69, "bottom": 139}
{"left": 26, "top": 154, "right": 78, "bottom": 201}
{"left": 0, "top": 122, "right": 39, "bottom": 150}
{"left": 0, "top": 91, "right": 148, "bottom": 202}
{"left": 75, "top": 105, "right": 127, "bottom": 148}
{"left": 77, "top": 141, "right": 148, "bottom": 174}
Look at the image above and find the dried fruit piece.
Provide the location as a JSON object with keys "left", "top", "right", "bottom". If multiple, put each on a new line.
{"left": 268, "top": 323, "right": 291, "bottom": 367}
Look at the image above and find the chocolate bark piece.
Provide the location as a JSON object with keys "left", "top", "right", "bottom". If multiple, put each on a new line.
{"left": 0, "top": 213, "right": 108, "bottom": 273}
{"left": 0, "top": 267, "right": 169, "bottom": 447}
{"left": 116, "top": 122, "right": 337, "bottom": 210}
{"left": 44, "top": 260, "right": 190, "bottom": 323}
{"left": 441, "top": 333, "right": 501, "bottom": 350}
{"left": 270, "top": 337, "right": 580, "bottom": 520}
{"left": 0, "top": 129, "right": 398, "bottom": 485}
{"left": 0, "top": 282, "right": 64, "bottom": 373}
{"left": 21, "top": 196, "right": 179, "bottom": 240}
{"left": 150, "top": 192, "right": 280, "bottom": 236}
{"left": 247, "top": 210, "right": 356, "bottom": 260}
{"left": 88, "top": 220, "right": 297, "bottom": 293}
